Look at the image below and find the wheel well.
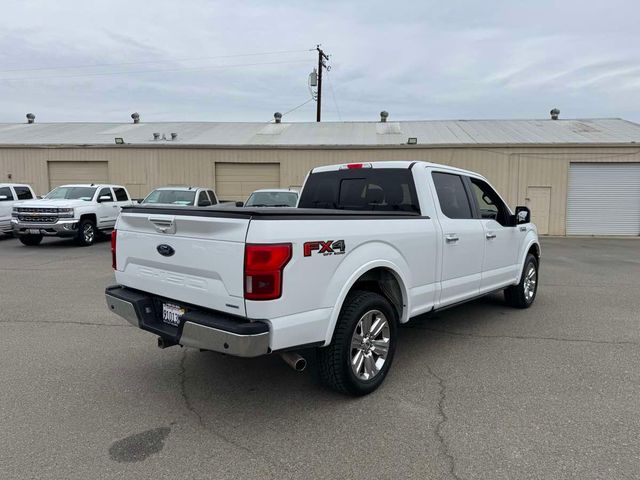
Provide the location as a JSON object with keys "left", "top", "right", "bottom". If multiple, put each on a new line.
{"left": 79, "top": 213, "right": 97, "bottom": 224}
{"left": 346, "top": 268, "right": 405, "bottom": 321}
{"left": 527, "top": 243, "right": 540, "bottom": 261}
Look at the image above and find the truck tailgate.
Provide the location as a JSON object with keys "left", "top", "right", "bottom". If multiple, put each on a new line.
{"left": 114, "top": 211, "right": 249, "bottom": 316}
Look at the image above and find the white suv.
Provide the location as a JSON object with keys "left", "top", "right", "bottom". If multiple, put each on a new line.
{"left": 0, "top": 183, "right": 37, "bottom": 235}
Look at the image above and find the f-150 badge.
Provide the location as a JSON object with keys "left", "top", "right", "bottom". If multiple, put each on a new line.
{"left": 303, "top": 240, "right": 346, "bottom": 257}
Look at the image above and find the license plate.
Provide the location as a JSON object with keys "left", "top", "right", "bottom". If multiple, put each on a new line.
{"left": 162, "top": 303, "right": 185, "bottom": 326}
{"left": 29, "top": 229, "right": 41, "bottom": 234}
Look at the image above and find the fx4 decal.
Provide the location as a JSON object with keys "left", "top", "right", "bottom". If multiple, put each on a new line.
{"left": 303, "top": 240, "right": 346, "bottom": 257}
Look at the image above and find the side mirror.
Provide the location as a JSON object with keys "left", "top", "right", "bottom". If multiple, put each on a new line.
{"left": 0, "top": 195, "right": 8, "bottom": 200}
{"left": 198, "top": 200, "right": 212, "bottom": 207}
{"left": 235, "top": 201, "right": 244, "bottom": 207}
{"left": 515, "top": 206, "right": 531, "bottom": 224}
{"left": 98, "top": 195, "right": 112, "bottom": 203}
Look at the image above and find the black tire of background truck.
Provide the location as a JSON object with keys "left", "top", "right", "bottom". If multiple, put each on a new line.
{"left": 504, "top": 253, "right": 539, "bottom": 308}
{"left": 19, "top": 234, "right": 43, "bottom": 246}
{"left": 317, "top": 290, "right": 398, "bottom": 396}
{"left": 75, "top": 219, "right": 96, "bottom": 246}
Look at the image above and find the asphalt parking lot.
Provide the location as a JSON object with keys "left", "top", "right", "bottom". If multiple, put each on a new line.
{"left": 0, "top": 235, "right": 638, "bottom": 479}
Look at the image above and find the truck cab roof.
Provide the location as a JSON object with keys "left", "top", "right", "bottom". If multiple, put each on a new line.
{"left": 311, "top": 161, "right": 481, "bottom": 178}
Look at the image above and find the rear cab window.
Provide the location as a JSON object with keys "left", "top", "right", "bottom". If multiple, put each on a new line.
{"left": 298, "top": 168, "right": 420, "bottom": 213}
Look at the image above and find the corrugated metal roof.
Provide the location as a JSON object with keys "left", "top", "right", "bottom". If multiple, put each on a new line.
{"left": 0, "top": 118, "right": 638, "bottom": 146}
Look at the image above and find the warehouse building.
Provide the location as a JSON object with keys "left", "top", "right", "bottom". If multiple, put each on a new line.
{"left": 0, "top": 112, "right": 639, "bottom": 236}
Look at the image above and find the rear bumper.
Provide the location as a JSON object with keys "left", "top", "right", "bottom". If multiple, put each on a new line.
{"left": 105, "top": 285, "right": 270, "bottom": 357}
{"left": 12, "top": 219, "right": 78, "bottom": 237}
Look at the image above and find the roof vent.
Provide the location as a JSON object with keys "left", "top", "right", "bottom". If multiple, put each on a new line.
{"left": 274, "top": 112, "right": 282, "bottom": 123}
{"left": 26, "top": 113, "right": 35, "bottom": 124}
{"left": 380, "top": 111, "right": 389, "bottom": 122}
{"left": 153, "top": 132, "right": 160, "bottom": 140}
{"left": 550, "top": 108, "right": 560, "bottom": 120}
{"left": 131, "top": 112, "right": 140, "bottom": 123}
{"left": 170, "top": 132, "right": 178, "bottom": 141}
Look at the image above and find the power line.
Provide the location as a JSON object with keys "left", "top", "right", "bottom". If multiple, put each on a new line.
{"left": 0, "top": 59, "right": 310, "bottom": 81}
{"left": 281, "top": 97, "right": 315, "bottom": 117}
{"left": 0, "top": 48, "right": 312, "bottom": 74}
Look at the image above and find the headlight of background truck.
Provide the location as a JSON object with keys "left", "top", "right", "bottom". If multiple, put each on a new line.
{"left": 57, "top": 208, "right": 75, "bottom": 218}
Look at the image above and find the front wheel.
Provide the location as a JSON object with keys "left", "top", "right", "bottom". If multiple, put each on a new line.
{"left": 504, "top": 253, "right": 539, "bottom": 308}
{"left": 19, "top": 234, "right": 43, "bottom": 246}
{"left": 318, "top": 290, "right": 398, "bottom": 396}
{"left": 75, "top": 219, "right": 96, "bottom": 246}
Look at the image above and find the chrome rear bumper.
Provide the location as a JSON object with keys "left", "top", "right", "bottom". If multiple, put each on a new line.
{"left": 105, "top": 286, "right": 270, "bottom": 357}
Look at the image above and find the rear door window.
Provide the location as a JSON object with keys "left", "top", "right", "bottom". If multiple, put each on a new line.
{"left": 14, "top": 187, "right": 34, "bottom": 200}
{"left": 298, "top": 168, "right": 420, "bottom": 213}
{"left": 113, "top": 187, "right": 129, "bottom": 201}
{"left": 431, "top": 172, "right": 473, "bottom": 219}
{"left": 197, "top": 191, "right": 210, "bottom": 206}
{"left": 206, "top": 190, "right": 218, "bottom": 205}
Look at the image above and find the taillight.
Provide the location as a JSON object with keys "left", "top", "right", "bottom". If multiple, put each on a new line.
{"left": 111, "top": 230, "right": 117, "bottom": 270}
{"left": 244, "top": 243, "right": 292, "bottom": 300}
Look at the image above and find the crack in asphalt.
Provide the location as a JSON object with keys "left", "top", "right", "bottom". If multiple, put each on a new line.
{"left": 410, "top": 326, "right": 640, "bottom": 347}
{"left": 177, "top": 349, "right": 293, "bottom": 474}
{"left": 0, "top": 319, "right": 131, "bottom": 328}
{"left": 425, "top": 364, "right": 463, "bottom": 480}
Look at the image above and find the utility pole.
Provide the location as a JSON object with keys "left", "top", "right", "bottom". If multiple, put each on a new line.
{"left": 316, "top": 45, "right": 329, "bottom": 122}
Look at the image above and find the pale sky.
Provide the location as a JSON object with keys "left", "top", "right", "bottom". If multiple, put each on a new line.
{"left": 1, "top": 0, "right": 638, "bottom": 123}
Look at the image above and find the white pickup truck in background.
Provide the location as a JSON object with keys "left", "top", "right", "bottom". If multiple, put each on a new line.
{"left": 12, "top": 184, "right": 134, "bottom": 246}
{"left": 106, "top": 161, "right": 540, "bottom": 395}
{"left": 141, "top": 186, "right": 219, "bottom": 207}
{"left": 0, "top": 183, "right": 37, "bottom": 235}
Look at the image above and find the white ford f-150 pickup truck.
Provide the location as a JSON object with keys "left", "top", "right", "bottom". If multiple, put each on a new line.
{"left": 106, "top": 161, "right": 540, "bottom": 395}
{"left": 13, "top": 184, "right": 134, "bottom": 246}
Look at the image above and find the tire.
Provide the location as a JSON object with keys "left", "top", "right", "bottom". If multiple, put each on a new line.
{"left": 19, "top": 234, "right": 43, "bottom": 246}
{"left": 318, "top": 290, "right": 398, "bottom": 396}
{"left": 75, "top": 219, "right": 96, "bottom": 246}
{"left": 504, "top": 253, "right": 539, "bottom": 308}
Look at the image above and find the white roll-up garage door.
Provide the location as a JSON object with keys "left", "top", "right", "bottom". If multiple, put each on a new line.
{"left": 567, "top": 163, "right": 640, "bottom": 235}
{"left": 48, "top": 161, "right": 109, "bottom": 190}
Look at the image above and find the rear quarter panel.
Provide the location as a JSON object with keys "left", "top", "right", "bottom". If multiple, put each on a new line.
{"left": 245, "top": 216, "right": 437, "bottom": 347}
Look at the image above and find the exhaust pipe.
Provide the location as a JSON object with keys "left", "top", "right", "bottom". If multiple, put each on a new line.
{"left": 280, "top": 352, "right": 307, "bottom": 372}
{"left": 157, "top": 336, "right": 177, "bottom": 349}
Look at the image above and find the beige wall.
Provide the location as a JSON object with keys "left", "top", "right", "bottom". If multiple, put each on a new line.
{"left": 1, "top": 145, "right": 639, "bottom": 235}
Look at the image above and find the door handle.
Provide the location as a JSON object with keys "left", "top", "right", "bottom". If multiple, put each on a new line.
{"left": 519, "top": 226, "right": 527, "bottom": 232}
{"left": 486, "top": 232, "right": 497, "bottom": 239}
{"left": 445, "top": 234, "right": 459, "bottom": 243}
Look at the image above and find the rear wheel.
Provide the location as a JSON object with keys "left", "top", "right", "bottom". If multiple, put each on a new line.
{"left": 504, "top": 253, "right": 538, "bottom": 308}
{"left": 75, "top": 219, "right": 96, "bottom": 246}
{"left": 19, "top": 234, "right": 43, "bottom": 246}
{"left": 318, "top": 290, "right": 398, "bottom": 396}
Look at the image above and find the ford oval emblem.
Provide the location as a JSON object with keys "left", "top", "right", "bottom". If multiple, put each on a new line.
{"left": 157, "top": 244, "right": 175, "bottom": 257}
